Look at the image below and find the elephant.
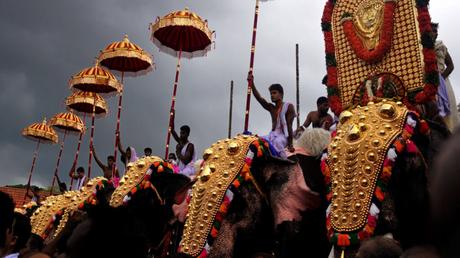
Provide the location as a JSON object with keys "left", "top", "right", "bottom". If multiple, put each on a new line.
{"left": 176, "top": 133, "right": 331, "bottom": 258}
{"left": 324, "top": 101, "right": 433, "bottom": 258}
{"left": 30, "top": 157, "right": 190, "bottom": 258}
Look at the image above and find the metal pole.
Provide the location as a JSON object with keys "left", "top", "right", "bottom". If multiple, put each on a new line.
{"left": 228, "top": 80, "right": 234, "bottom": 138}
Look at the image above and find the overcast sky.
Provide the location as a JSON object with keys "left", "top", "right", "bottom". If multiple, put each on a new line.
{"left": 1, "top": 0, "right": 459, "bottom": 187}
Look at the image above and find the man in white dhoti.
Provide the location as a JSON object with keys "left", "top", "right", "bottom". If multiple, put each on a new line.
{"left": 171, "top": 117, "right": 196, "bottom": 178}
{"left": 248, "top": 72, "right": 296, "bottom": 158}
{"left": 432, "top": 22, "right": 459, "bottom": 132}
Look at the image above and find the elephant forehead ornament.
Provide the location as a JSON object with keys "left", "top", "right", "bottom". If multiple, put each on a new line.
{"left": 180, "top": 134, "right": 258, "bottom": 257}
{"left": 327, "top": 100, "right": 408, "bottom": 232}
{"left": 30, "top": 177, "right": 110, "bottom": 240}
{"left": 109, "top": 156, "right": 167, "bottom": 207}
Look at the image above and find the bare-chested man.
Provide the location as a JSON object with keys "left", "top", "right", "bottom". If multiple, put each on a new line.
{"left": 248, "top": 72, "right": 296, "bottom": 158}
{"left": 91, "top": 145, "right": 119, "bottom": 181}
{"left": 295, "top": 96, "right": 333, "bottom": 137}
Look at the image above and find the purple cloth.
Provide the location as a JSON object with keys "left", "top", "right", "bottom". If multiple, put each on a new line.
{"left": 437, "top": 73, "right": 451, "bottom": 117}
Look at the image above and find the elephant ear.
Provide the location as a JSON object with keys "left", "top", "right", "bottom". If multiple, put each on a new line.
{"left": 265, "top": 153, "right": 297, "bottom": 165}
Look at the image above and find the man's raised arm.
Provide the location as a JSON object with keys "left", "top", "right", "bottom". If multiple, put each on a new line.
{"left": 247, "top": 72, "right": 272, "bottom": 111}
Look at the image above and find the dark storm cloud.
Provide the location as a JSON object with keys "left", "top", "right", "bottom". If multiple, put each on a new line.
{"left": 1, "top": 0, "right": 459, "bottom": 187}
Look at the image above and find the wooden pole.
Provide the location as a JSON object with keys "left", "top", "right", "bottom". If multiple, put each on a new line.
{"left": 243, "top": 0, "right": 261, "bottom": 132}
{"left": 165, "top": 49, "right": 182, "bottom": 160}
{"left": 113, "top": 72, "right": 124, "bottom": 179}
{"left": 70, "top": 114, "right": 85, "bottom": 190}
{"left": 24, "top": 140, "right": 40, "bottom": 204}
{"left": 228, "top": 80, "right": 234, "bottom": 138}
{"left": 87, "top": 96, "right": 97, "bottom": 179}
{"left": 50, "top": 130, "right": 67, "bottom": 195}
{"left": 296, "top": 43, "right": 300, "bottom": 129}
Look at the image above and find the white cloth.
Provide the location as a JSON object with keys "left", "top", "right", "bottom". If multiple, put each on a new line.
{"left": 436, "top": 40, "right": 459, "bottom": 131}
{"left": 4, "top": 253, "right": 19, "bottom": 258}
{"left": 178, "top": 142, "right": 196, "bottom": 178}
{"left": 263, "top": 102, "right": 291, "bottom": 158}
{"left": 75, "top": 176, "right": 86, "bottom": 190}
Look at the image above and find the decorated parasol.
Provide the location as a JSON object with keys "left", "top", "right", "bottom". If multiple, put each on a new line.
{"left": 98, "top": 34, "right": 154, "bottom": 177}
{"left": 21, "top": 119, "right": 58, "bottom": 203}
{"left": 48, "top": 112, "right": 86, "bottom": 195}
{"left": 244, "top": 0, "right": 272, "bottom": 132}
{"left": 149, "top": 7, "right": 214, "bottom": 159}
{"left": 69, "top": 62, "right": 121, "bottom": 178}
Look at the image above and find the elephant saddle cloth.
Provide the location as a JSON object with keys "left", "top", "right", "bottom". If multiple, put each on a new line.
{"left": 324, "top": 100, "right": 416, "bottom": 246}
{"left": 179, "top": 134, "right": 271, "bottom": 257}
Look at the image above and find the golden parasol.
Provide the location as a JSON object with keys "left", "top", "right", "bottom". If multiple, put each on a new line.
{"left": 21, "top": 118, "right": 58, "bottom": 203}
{"left": 149, "top": 7, "right": 214, "bottom": 158}
{"left": 48, "top": 112, "right": 86, "bottom": 195}
{"left": 98, "top": 35, "right": 154, "bottom": 176}
{"left": 69, "top": 62, "right": 120, "bottom": 178}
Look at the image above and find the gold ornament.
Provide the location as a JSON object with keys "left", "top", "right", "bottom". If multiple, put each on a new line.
{"left": 353, "top": 0, "right": 385, "bottom": 50}
{"left": 181, "top": 135, "right": 258, "bottom": 257}
{"left": 327, "top": 100, "right": 409, "bottom": 232}
{"left": 110, "top": 156, "right": 164, "bottom": 207}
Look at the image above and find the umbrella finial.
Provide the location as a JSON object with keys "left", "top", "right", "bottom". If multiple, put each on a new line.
{"left": 185, "top": 7, "right": 189, "bottom": 11}
{"left": 42, "top": 117, "right": 47, "bottom": 124}
{"left": 94, "top": 57, "right": 99, "bottom": 67}
{"left": 123, "top": 34, "right": 130, "bottom": 43}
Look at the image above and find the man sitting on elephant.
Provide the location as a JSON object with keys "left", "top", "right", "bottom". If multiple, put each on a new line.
{"left": 247, "top": 72, "right": 296, "bottom": 158}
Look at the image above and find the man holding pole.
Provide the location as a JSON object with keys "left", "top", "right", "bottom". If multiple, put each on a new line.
{"left": 247, "top": 72, "right": 296, "bottom": 158}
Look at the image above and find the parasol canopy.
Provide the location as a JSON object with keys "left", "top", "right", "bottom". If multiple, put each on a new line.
{"left": 69, "top": 61, "right": 122, "bottom": 94}
{"left": 22, "top": 119, "right": 58, "bottom": 144}
{"left": 149, "top": 7, "right": 214, "bottom": 58}
{"left": 99, "top": 34, "right": 154, "bottom": 76}
{"left": 65, "top": 91, "right": 108, "bottom": 115}
{"left": 49, "top": 112, "right": 86, "bottom": 134}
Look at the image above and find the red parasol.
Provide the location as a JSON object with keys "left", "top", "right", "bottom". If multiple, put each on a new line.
{"left": 98, "top": 34, "right": 154, "bottom": 176}
{"left": 21, "top": 119, "right": 58, "bottom": 203}
{"left": 48, "top": 112, "right": 85, "bottom": 195}
{"left": 69, "top": 63, "right": 120, "bottom": 178}
{"left": 149, "top": 7, "right": 214, "bottom": 158}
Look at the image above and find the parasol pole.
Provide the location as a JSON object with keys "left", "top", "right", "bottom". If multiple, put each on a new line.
{"left": 296, "top": 43, "right": 300, "bottom": 128}
{"left": 244, "top": 0, "right": 261, "bottom": 132}
{"left": 87, "top": 96, "right": 97, "bottom": 179}
{"left": 112, "top": 72, "right": 124, "bottom": 179}
{"left": 70, "top": 114, "right": 85, "bottom": 190}
{"left": 228, "top": 80, "right": 234, "bottom": 138}
{"left": 165, "top": 48, "right": 182, "bottom": 159}
{"left": 50, "top": 130, "right": 68, "bottom": 195}
{"left": 23, "top": 140, "right": 41, "bottom": 204}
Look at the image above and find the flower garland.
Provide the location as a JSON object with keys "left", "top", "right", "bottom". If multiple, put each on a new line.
{"left": 321, "top": 0, "right": 439, "bottom": 115}
{"left": 321, "top": 113, "right": 419, "bottom": 247}
{"left": 121, "top": 161, "right": 174, "bottom": 205}
{"left": 414, "top": 1, "right": 439, "bottom": 103}
{"left": 341, "top": 0, "right": 397, "bottom": 64}
{"left": 322, "top": 0, "right": 342, "bottom": 115}
{"left": 193, "top": 138, "right": 271, "bottom": 257}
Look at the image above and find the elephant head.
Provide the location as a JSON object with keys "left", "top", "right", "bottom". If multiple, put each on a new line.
{"left": 177, "top": 134, "right": 322, "bottom": 258}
